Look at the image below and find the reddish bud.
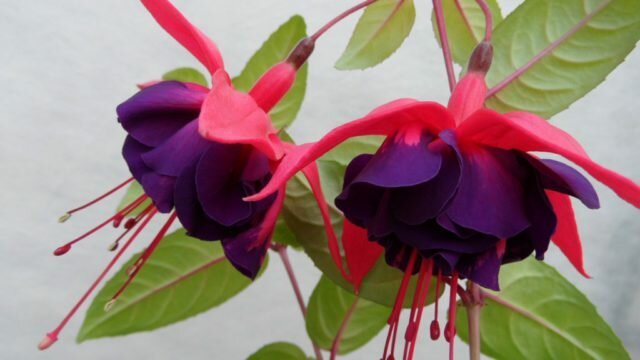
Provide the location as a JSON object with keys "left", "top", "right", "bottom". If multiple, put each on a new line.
{"left": 468, "top": 41, "right": 493, "bottom": 74}
{"left": 286, "top": 37, "right": 315, "bottom": 70}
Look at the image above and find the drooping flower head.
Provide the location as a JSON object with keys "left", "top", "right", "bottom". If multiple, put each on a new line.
{"left": 39, "top": 0, "right": 322, "bottom": 350}
{"left": 247, "top": 42, "right": 640, "bottom": 359}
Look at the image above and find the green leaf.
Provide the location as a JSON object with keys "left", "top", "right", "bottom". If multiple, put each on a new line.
{"left": 306, "top": 276, "right": 391, "bottom": 354}
{"left": 486, "top": 0, "right": 640, "bottom": 118}
{"left": 233, "top": 15, "right": 308, "bottom": 130}
{"left": 335, "top": 0, "right": 416, "bottom": 70}
{"left": 247, "top": 342, "right": 308, "bottom": 360}
{"left": 456, "top": 258, "right": 630, "bottom": 359}
{"left": 77, "top": 229, "right": 267, "bottom": 341}
{"left": 282, "top": 137, "right": 442, "bottom": 307}
{"left": 162, "top": 67, "right": 208, "bottom": 87}
{"left": 116, "top": 181, "right": 152, "bottom": 217}
{"left": 431, "top": 0, "right": 503, "bottom": 66}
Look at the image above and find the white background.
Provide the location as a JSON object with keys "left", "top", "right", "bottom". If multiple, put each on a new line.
{"left": 1, "top": 0, "right": 639, "bottom": 359}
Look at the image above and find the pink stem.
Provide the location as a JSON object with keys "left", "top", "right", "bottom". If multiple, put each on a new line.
{"left": 475, "top": 0, "right": 493, "bottom": 42}
{"left": 311, "top": 0, "right": 378, "bottom": 41}
{"left": 330, "top": 297, "right": 359, "bottom": 360}
{"left": 432, "top": 0, "right": 457, "bottom": 92}
{"left": 276, "top": 246, "right": 324, "bottom": 360}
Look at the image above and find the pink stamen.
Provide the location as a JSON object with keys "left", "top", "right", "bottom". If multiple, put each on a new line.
{"left": 445, "top": 273, "right": 459, "bottom": 360}
{"left": 38, "top": 206, "right": 157, "bottom": 350}
{"left": 405, "top": 260, "right": 437, "bottom": 360}
{"left": 430, "top": 271, "right": 443, "bottom": 340}
{"left": 382, "top": 251, "right": 418, "bottom": 360}
{"left": 58, "top": 177, "right": 134, "bottom": 222}
{"left": 53, "top": 195, "right": 148, "bottom": 256}
{"left": 106, "top": 212, "right": 177, "bottom": 306}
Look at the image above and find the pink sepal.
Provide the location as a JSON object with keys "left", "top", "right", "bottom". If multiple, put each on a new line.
{"left": 447, "top": 73, "right": 487, "bottom": 125}
{"left": 342, "top": 219, "right": 383, "bottom": 293}
{"left": 140, "top": 0, "right": 225, "bottom": 75}
{"left": 458, "top": 110, "right": 640, "bottom": 208}
{"left": 199, "top": 70, "right": 284, "bottom": 160}
{"left": 249, "top": 62, "right": 297, "bottom": 113}
{"left": 546, "top": 191, "right": 589, "bottom": 278}
{"left": 246, "top": 100, "right": 454, "bottom": 201}
{"left": 300, "top": 162, "right": 351, "bottom": 282}
{"left": 137, "top": 80, "right": 161, "bottom": 89}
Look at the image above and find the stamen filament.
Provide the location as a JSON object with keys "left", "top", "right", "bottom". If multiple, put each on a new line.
{"left": 38, "top": 206, "right": 157, "bottom": 350}
{"left": 430, "top": 270, "right": 442, "bottom": 340}
{"left": 406, "top": 261, "right": 433, "bottom": 360}
{"left": 446, "top": 272, "right": 459, "bottom": 360}
{"left": 107, "top": 212, "right": 177, "bottom": 305}
{"left": 59, "top": 177, "right": 134, "bottom": 221}
{"left": 382, "top": 250, "right": 418, "bottom": 360}
{"left": 54, "top": 195, "right": 148, "bottom": 256}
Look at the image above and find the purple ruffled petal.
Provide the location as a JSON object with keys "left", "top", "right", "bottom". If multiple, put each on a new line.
{"left": 117, "top": 81, "right": 206, "bottom": 147}
{"left": 350, "top": 133, "right": 442, "bottom": 188}
{"left": 523, "top": 155, "right": 599, "bottom": 209}
{"left": 445, "top": 146, "right": 530, "bottom": 239}
{"left": 174, "top": 159, "right": 231, "bottom": 241}
{"left": 140, "top": 173, "right": 175, "bottom": 213}
{"left": 195, "top": 144, "right": 253, "bottom": 226}
{"left": 221, "top": 228, "right": 268, "bottom": 279}
{"left": 392, "top": 140, "right": 460, "bottom": 225}
{"left": 141, "top": 120, "right": 211, "bottom": 177}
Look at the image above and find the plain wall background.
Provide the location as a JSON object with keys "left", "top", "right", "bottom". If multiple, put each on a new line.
{"left": 1, "top": 0, "right": 638, "bottom": 359}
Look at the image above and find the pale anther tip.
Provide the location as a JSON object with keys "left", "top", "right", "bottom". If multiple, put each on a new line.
{"left": 58, "top": 213, "right": 71, "bottom": 223}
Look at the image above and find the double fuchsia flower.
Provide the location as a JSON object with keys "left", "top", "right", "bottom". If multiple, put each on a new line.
{"left": 247, "top": 43, "right": 640, "bottom": 359}
{"left": 40, "top": 0, "right": 327, "bottom": 350}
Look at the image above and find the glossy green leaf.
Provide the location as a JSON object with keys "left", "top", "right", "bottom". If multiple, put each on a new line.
{"left": 233, "top": 15, "right": 308, "bottom": 130}
{"left": 431, "top": 0, "right": 503, "bottom": 66}
{"left": 335, "top": 0, "right": 416, "bottom": 70}
{"left": 306, "top": 276, "right": 391, "bottom": 354}
{"left": 281, "top": 137, "right": 442, "bottom": 307}
{"left": 247, "top": 342, "right": 308, "bottom": 360}
{"left": 456, "top": 258, "right": 629, "bottom": 359}
{"left": 77, "top": 229, "right": 266, "bottom": 341}
{"left": 116, "top": 181, "right": 152, "bottom": 217}
{"left": 486, "top": 0, "right": 640, "bottom": 118}
{"left": 162, "top": 67, "right": 208, "bottom": 87}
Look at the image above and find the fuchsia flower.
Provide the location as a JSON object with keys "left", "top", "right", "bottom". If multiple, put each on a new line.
{"left": 40, "top": 0, "right": 331, "bottom": 350}
{"left": 247, "top": 43, "right": 640, "bottom": 359}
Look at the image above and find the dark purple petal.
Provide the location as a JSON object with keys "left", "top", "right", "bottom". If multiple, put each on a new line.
{"left": 336, "top": 183, "right": 385, "bottom": 229}
{"left": 195, "top": 144, "right": 252, "bottom": 226}
{"left": 117, "top": 81, "right": 206, "bottom": 147}
{"left": 221, "top": 228, "right": 268, "bottom": 279}
{"left": 392, "top": 140, "right": 461, "bottom": 224}
{"left": 174, "top": 158, "right": 231, "bottom": 241}
{"left": 141, "top": 120, "right": 211, "bottom": 177}
{"left": 395, "top": 221, "right": 498, "bottom": 254}
{"left": 140, "top": 173, "right": 175, "bottom": 213}
{"left": 523, "top": 155, "right": 599, "bottom": 209}
{"left": 122, "top": 136, "right": 152, "bottom": 181}
{"left": 458, "top": 242, "right": 506, "bottom": 291}
{"left": 516, "top": 178, "right": 557, "bottom": 260}
{"left": 445, "top": 146, "right": 530, "bottom": 239}
{"left": 350, "top": 133, "right": 442, "bottom": 188}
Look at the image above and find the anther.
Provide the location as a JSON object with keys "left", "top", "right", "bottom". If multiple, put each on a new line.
{"left": 124, "top": 218, "right": 137, "bottom": 229}
{"left": 104, "top": 299, "right": 117, "bottom": 312}
{"left": 58, "top": 213, "right": 71, "bottom": 223}
{"left": 112, "top": 214, "right": 125, "bottom": 228}
{"left": 37, "top": 333, "right": 58, "bottom": 351}
{"left": 430, "top": 320, "right": 440, "bottom": 340}
{"left": 107, "top": 241, "right": 119, "bottom": 252}
{"left": 444, "top": 321, "right": 456, "bottom": 342}
{"left": 53, "top": 244, "right": 71, "bottom": 256}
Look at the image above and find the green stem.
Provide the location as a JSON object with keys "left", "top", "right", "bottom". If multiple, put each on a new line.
{"left": 466, "top": 282, "right": 482, "bottom": 360}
